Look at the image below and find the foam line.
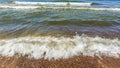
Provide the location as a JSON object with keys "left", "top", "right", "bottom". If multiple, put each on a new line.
{"left": 0, "top": 5, "right": 120, "bottom": 11}
{"left": 52, "top": 7, "right": 120, "bottom": 11}
{"left": 14, "top": 1, "right": 93, "bottom": 6}
{"left": 0, "top": 35, "right": 120, "bottom": 59}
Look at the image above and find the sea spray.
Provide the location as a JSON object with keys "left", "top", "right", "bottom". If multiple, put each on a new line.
{"left": 0, "top": 35, "right": 120, "bottom": 59}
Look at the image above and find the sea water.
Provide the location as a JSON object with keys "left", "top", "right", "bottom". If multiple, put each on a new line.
{"left": 0, "top": 0, "right": 119, "bottom": 59}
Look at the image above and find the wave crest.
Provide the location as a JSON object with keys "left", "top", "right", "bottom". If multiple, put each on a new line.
{"left": 0, "top": 35, "right": 120, "bottom": 59}
{"left": 0, "top": 5, "right": 120, "bottom": 11}
{"left": 13, "top": 1, "right": 93, "bottom": 6}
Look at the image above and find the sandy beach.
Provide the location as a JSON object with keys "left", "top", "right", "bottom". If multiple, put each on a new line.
{"left": 0, "top": 55, "right": 120, "bottom": 68}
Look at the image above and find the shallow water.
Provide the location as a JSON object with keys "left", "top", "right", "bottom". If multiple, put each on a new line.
{"left": 0, "top": 9, "right": 119, "bottom": 38}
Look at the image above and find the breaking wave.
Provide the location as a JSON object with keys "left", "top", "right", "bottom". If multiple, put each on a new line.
{"left": 0, "top": 1, "right": 120, "bottom": 11}
{"left": 13, "top": 1, "right": 94, "bottom": 6}
{"left": 0, "top": 5, "right": 120, "bottom": 11}
{"left": 0, "top": 35, "right": 120, "bottom": 59}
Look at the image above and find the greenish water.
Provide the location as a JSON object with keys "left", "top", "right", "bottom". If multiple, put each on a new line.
{"left": 0, "top": 9, "right": 119, "bottom": 39}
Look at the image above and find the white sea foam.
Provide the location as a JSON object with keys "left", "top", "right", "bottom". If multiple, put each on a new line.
{"left": 0, "top": 35, "right": 120, "bottom": 59}
{"left": 14, "top": 1, "right": 92, "bottom": 6}
{"left": 0, "top": 5, "right": 120, "bottom": 11}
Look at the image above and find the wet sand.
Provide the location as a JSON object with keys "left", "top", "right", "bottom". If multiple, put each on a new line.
{"left": 0, "top": 55, "right": 120, "bottom": 68}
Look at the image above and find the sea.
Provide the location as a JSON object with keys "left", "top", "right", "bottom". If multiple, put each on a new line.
{"left": 0, "top": 0, "right": 120, "bottom": 59}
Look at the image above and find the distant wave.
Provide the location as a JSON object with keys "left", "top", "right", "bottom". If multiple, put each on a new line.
{"left": 13, "top": 1, "right": 94, "bottom": 6}
{"left": 0, "top": 1, "right": 119, "bottom": 11}
{"left": 0, "top": 5, "right": 120, "bottom": 11}
{"left": 0, "top": 35, "right": 120, "bottom": 59}
{"left": 1, "top": 1, "right": 101, "bottom": 6}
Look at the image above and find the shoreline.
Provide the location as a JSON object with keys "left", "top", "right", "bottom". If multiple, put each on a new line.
{"left": 0, "top": 55, "right": 120, "bottom": 68}
{"left": 0, "top": 32, "right": 120, "bottom": 40}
